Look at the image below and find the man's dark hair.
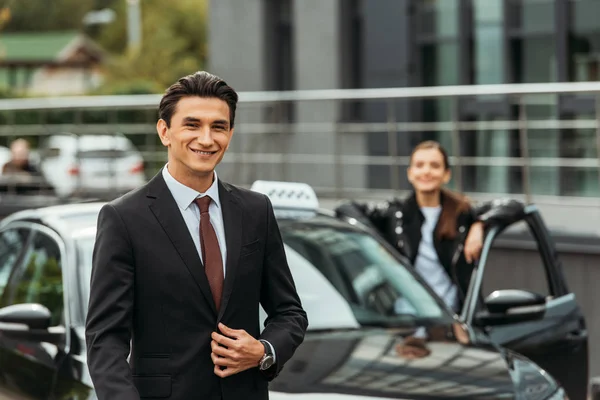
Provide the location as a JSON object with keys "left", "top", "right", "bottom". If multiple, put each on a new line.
{"left": 158, "top": 71, "right": 238, "bottom": 128}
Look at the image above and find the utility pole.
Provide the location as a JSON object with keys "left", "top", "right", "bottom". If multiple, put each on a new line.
{"left": 126, "top": 0, "right": 142, "bottom": 54}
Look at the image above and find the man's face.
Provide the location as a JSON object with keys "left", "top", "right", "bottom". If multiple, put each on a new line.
{"left": 157, "top": 96, "right": 233, "bottom": 180}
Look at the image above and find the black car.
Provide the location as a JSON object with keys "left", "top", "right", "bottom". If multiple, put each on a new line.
{"left": 0, "top": 182, "right": 586, "bottom": 399}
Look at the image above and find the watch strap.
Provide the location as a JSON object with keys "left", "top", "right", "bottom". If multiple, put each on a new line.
{"left": 259, "top": 340, "right": 271, "bottom": 357}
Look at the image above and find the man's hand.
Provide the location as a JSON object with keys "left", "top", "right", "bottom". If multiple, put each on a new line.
{"left": 464, "top": 222, "right": 484, "bottom": 263}
{"left": 211, "top": 323, "right": 264, "bottom": 378}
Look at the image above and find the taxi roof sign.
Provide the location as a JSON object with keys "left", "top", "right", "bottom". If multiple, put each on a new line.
{"left": 250, "top": 180, "right": 319, "bottom": 211}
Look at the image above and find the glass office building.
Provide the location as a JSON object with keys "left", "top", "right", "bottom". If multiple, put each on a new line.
{"left": 211, "top": 0, "right": 600, "bottom": 197}
{"left": 408, "top": 0, "right": 599, "bottom": 197}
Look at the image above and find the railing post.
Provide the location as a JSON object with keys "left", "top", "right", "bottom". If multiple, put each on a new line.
{"left": 518, "top": 96, "right": 532, "bottom": 204}
{"left": 74, "top": 108, "right": 83, "bottom": 195}
{"left": 234, "top": 106, "right": 247, "bottom": 185}
{"left": 279, "top": 101, "right": 290, "bottom": 182}
{"left": 450, "top": 97, "right": 463, "bottom": 192}
{"left": 596, "top": 95, "right": 600, "bottom": 196}
{"left": 144, "top": 108, "right": 155, "bottom": 173}
{"left": 387, "top": 99, "right": 399, "bottom": 192}
{"left": 6, "top": 110, "right": 15, "bottom": 194}
{"left": 334, "top": 113, "right": 343, "bottom": 199}
{"left": 7, "top": 109, "right": 15, "bottom": 145}
{"left": 108, "top": 109, "right": 118, "bottom": 198}
{"left": 38, "top": 109, "right": 48, "bottom": 193}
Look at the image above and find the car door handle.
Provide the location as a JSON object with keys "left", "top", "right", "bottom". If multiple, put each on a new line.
{"left": 566, "top": 329, "right": 587, "bottom": 341}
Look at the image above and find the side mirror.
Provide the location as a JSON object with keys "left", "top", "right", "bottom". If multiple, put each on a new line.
{"left": 0, "top": 303, "right": 52, "bottom": 330}
{"left": 473, "top": 289, "right": 546, "bottom": 327}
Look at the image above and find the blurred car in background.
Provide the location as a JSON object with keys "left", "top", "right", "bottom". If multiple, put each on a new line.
{"left": 0, "top": 146, "right": 11, "bottom": 169}
{"left": 38, "top": 133, "right": 146, "bottom": 199}
{"left": 0, "top": 181, "right": 584, "bottom": 400}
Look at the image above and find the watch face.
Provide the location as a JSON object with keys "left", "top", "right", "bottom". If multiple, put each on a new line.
{"left": 261, "top": 355, "right": 274, "bottom": 370}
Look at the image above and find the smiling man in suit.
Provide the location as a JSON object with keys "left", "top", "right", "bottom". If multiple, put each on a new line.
{"left": 85, "top": 71, "right": 308, "bottom": 400}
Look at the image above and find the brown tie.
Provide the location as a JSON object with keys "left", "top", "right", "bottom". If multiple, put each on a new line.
{"left": 195, "top": 196, "right": 224, "bottom": 311}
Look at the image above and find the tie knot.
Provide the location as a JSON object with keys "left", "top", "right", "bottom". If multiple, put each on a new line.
{"left": 196, "top": 196, "right": 212, "bottom": 214}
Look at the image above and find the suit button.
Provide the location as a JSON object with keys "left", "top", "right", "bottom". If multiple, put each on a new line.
{"left": 395, "top": 226, "right": 403, "bottom": 234}
{"left": 397, "top": 240, "right": 404, "bottom": 247}
{"left": 395, "top": 211, "right": 403, "bottom": 218}
{"left": 459, "top": 226, "right": 465, "bottom": 233}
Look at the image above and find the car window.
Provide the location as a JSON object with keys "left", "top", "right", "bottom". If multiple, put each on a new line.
{"left": 42, "top": 147, "right": 61, "bottom": 159}
{"left": 480, "top": 220, "right": 551, "bottom": 302}
{"left": 0, "top": 228, "right": 30, "bottom": 296}
{"left": 76, "top": 149, "right": 131, "bottom": 159}
{"left": 2, "top": 230, "right": 64, "bottom": 326}
{"left": 280, "top": 217, "right": 446, "bottom": 327}
{"left": 77, "top": 237, "right": 94, "bottom": 310}
{"left": 267, "top": 244, "right": 361, "bottom": 330}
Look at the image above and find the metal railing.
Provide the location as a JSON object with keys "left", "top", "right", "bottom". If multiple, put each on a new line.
{"left": 0, "top": 81, "right": 599, "bottom": 206}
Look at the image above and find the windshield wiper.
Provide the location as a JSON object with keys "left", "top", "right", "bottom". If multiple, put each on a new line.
{"left": 358, "top": 316, "right": 448, "bottom": 329}
{"left": 306, "top": 326, "right": 361, "bottom": 333}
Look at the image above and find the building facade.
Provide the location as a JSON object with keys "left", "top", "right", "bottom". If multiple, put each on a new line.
{"left": 208, "top": 0, "right": 600, "bottom": 198}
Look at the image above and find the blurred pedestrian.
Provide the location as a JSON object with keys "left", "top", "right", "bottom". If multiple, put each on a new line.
{"left": 85, "top": 71, "right": 308, "bottom": 400}
{"left": 1, "top": 138, "right": 40, "bottom": 176}
{"left": 336, "top": 140, "right": 489, "bottom": 313}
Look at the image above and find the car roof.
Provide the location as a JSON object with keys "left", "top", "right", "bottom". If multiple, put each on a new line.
{"left": 0, "top": 179, "right": 352, "bottom": 240}
{"left": 0, "top": 202, "right": 105, "bottom": 239}
{"left": 0, "top": 201, "right": 348, "bottom": 242}
{"left": 44, "top": 134, "right": 134, "bottom": 151}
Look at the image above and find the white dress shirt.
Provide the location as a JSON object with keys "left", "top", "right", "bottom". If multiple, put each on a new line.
{"left": 162, "top": 165, "right": 276, "bottom": 362}
{"left": 162, "top": 165, "right": 227, "bottom": 275}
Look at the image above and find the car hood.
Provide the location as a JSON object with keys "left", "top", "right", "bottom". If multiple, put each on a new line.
{"left": 269, "top": 323, "right": 519, "bottom": 399}
{"left": 71, "top": 324, "right": 557, "bottom": 400}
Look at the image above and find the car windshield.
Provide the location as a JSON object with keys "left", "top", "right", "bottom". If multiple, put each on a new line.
{"left": 75, "top": 214, "right": 447, "bottom": 330}
{"left": 76, "top": 149, "right": 132, "bottom": 159}
{"left": 277, "top": 216, "right": 447, "bottom": 328}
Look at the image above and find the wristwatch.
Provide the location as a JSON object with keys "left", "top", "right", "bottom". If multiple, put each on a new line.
{"left": 258, "top": 340, "right": 275, "bottom": 371}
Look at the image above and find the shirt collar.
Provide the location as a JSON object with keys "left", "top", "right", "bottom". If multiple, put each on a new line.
{"left": 162, "top": 164, "right": 221, "bottom": 211}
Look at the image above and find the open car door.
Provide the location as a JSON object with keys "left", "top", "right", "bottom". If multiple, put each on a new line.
{"left": 461, "top": 200, "right": 589, "bottom": 400}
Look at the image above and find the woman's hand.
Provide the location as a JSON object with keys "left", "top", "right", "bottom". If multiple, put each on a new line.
{"left": 396, "top": 336, "right": 431, "bottom": 359}
{"left": 464, "top": 222, "right": 484, "bottom": 263}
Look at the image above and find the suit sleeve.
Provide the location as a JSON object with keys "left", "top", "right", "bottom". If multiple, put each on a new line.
{"left": 471, "top": 200, "right": 494, "bottom": 223}
{"left": 85, "top": 203, "right": 139, "bottom": 400}
{"left": 258, "top": 195, "right": 309, "bottom": 379}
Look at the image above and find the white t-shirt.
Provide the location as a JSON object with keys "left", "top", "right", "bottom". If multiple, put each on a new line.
{"left": 414, "top": 206, "right": 459, "bottom": 312}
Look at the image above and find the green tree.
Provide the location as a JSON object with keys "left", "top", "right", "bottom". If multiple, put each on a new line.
{"left": 95, "top": 0, "right": 207, "bottom": 92}
{"left": 0, "top": 0, "right": 207, "bottom": 93}
{"left": 0, "top": 0, "right": 95, "bottom": 32}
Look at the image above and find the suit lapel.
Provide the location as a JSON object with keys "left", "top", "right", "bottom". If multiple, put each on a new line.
{"left": 146, "top": 172, "right": 217, "bottom": 315}
{"left": 217, "top": 181, "right": 243, "bottom": 321}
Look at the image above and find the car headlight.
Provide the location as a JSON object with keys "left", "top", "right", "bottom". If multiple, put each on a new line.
{"left": 545, "top": 387, "right": 568, "bottom": 400}
{"left": 506, "top": 351, "right": 564, "bottom": 400}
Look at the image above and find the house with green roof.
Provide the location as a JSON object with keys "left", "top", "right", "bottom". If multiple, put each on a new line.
{"left": 0, "top": 30, "right": 105, "bottom": 95}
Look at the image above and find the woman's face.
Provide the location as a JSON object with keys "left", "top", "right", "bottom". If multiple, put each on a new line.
{"left": 407, "top": 148, "right": 451, "bottom": 194}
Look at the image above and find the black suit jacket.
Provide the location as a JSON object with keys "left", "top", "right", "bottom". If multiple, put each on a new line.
{"left": 85, "top": 171, "right": 308, "bottom": 400}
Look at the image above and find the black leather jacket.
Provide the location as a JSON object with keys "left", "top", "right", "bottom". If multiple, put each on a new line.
{"left": 335, "top": 190, "right": 491, "bottom": 311}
